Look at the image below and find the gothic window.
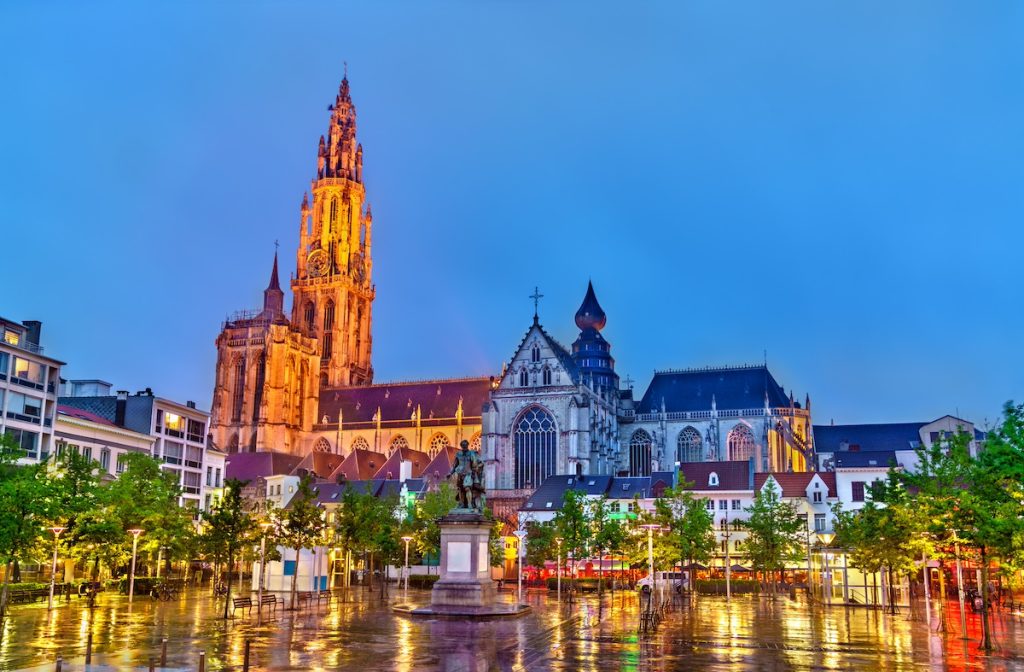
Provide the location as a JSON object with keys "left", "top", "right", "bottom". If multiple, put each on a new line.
{"left": 514, "top": 406, "right": 557, "bottom": 489}
{"left": 531, "top": 345, "right": 540, "bottom": 363}
{"left": 323, "top": 333, "right": 333, "bottom": 359}
{"left": 251, "top": 353, "right": 266, "bottom": 422}
{"left": 320, "top": 372, "right": 328, "bottom": 388}
{"left": 629, "top": 429, "right": 652, "bottom": 477}
{"left": 293, "top": 360, "right": 307, "bottom": 427}
{"left": 542, "top": 366, "right": 552, "bottom": 386}
{"left": 677, "top": 426, "right": 703, "bottom": 463}
{"left": 231, "top": 356, "right": 246, "bottom": 422}
{"left": 429, "top": 433, "right": 449, "bottom": 458}
{"left": 227, "top": 433, "right": 239, "bottom": 453}
{"left": 304, "top": 301, "right": 315, "bottom": 331}
{"left": 324, "top": 300, "right": 335, "bottom": 330}
{"left": 728, "top": 424, "right": 756, "bottom": 462}
{"left": 469, "top": 432, "right": 482, "bottom": 451}
{"left": 330, "top": 198, "right": 338, "bottom": 225}
{"left": 518, "top": 368, "right": 529, "bottom": 387}
{"left": 351, "top": 436, "right": 370, "bottom": 452}
{"left": 389, "top": 435, "right": 409, "bottom": 456}
{"left": 313, "top": 437, "right": 332, "bottom": 453}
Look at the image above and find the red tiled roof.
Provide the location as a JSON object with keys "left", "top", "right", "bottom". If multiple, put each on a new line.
{"left": 677, "top": 461, "right": 751, "bottom": 491}
{"left": 291, "top": 451, "right": 346, "bottom": 480}
{"left": 58, "top": 405, "right": 115, "bottom": 426}
{"left": 329, "top": 449, "right": 386, "bottom": 482}
{"left": 422, "top": 446, "right": 457, "bottom": 486}
{"left": 754, "top": 472, "right": 836, "bottom": 498}
{"left": 372, "top": 447, "right": 431, "bottom": 480}
{"left": 224, "top": 451, "right": 303, "bottom": 483}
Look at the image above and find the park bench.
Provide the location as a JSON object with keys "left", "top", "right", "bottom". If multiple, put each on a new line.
{"left": 259, "top": 594, "right": 278, "bottom": 614}
{"left": 232, "top": 596, "right": 253, "bottom": 616}
{"left": 316, "top": 590, "right": 332, "bottom": 607}
{"left": 295, "top": 591, "right": 313, "bottom": 609}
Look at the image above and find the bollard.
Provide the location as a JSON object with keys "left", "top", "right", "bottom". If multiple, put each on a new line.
{"left": 161, "top": 638, "right": 167, "bottom": 667}
{"left": 198, "top": 651, "right": 206, "bottom": 672}
{"left": 55, "top": 655, "right": 62, "bottom": 672}
{"left": 243, "top": 639, "right": 251, "bottom": 672}
{"left": 85, "top": 631, "right": 93, "bottom": 664}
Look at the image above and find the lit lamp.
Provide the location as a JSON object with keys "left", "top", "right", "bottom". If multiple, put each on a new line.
{"left": 639, "top": 524, "right": 662, "bottom": 613}
{"left": 47, "top": 526, "right": 66, "bottom": 610}
{"left": 817, "top": 532, "right": 835, "bottom": 606}
{"left": 555, "top": 537, "right": 563, "bottom": 603}
{"left": 401, "top": 535, "right": 413, "bottom": 595}
{"left": 513, "top": 530, "right": 527, "bottom": 604}
{"left": 257, "top": 521, "right": 273, "bottom": 625}
{"left": 127, "top": 528, "right": 144, "bottom": 603}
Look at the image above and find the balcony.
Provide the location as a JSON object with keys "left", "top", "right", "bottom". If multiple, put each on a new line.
{"left": 163, "top": 455, "right": 183, "bottom": 466}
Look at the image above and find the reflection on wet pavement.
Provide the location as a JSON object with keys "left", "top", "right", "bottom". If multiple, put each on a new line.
{"left": 2, "top": 588, "right": 1023, "bottom": 670}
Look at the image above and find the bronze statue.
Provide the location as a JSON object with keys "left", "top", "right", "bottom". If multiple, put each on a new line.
{"left": 448, "top": 439, "right": 486, "bottom": 513}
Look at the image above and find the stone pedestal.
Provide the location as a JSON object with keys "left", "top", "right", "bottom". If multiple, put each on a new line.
{"left": 431, "top": 513, "right": 496, "bottom": 608}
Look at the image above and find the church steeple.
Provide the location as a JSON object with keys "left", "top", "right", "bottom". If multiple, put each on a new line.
{"left": 262, "top": 250, "right": 284, "bottom": 317}
{"left": 571, "top": 281, "right": 617, "bottom": 391}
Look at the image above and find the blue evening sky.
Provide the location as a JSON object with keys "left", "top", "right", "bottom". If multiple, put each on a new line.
{"left": 1, "top": 2, "right": 1021, "bottom": 426}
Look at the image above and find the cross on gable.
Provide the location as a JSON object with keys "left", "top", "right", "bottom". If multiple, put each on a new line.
{"left": 529, "top": 286, "right": 544, "bottom": 320}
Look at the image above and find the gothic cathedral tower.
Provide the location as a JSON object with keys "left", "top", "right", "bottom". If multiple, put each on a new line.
{"left": 291, "top": 75, "right": 375, "bottom": 388}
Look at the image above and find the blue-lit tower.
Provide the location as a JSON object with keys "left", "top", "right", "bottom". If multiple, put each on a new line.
{"left": 571, "top": 282, "right": 618, "bottom": 391}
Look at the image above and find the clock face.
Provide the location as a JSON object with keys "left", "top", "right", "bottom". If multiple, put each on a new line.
{"left": 307, "top": 249, "right": 329, "bottom": 277}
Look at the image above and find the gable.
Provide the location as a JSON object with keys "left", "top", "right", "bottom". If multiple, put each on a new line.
{"left": 499, "top": 324, "right": 578, "bottom": 390}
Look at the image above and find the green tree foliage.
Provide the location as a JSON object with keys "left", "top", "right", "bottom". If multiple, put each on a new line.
{"left": 739, "top": 480, "right": 805, "bottom": 591}
{"left": 334, "top": 486, "right": 401, "bottom": 593}
{"left": 553, "top": 489, "right": 591, "bottom": 599}
{"left": 651, "top": 485, "right": 715, "bottom": 590}
{"left": 523, "top": 520, "right": 557, "bottom": 569}
{"left": 589, "top": 496, "right": 627, "bottom": 595}
{"left": 200, "top": 479, "right": 256, "bottom": 619}
{"left": 411, "top": 482, "right": 457, "bottom": 566}
{"left": 281, "top": 474, "right": 326, "bottom": 608}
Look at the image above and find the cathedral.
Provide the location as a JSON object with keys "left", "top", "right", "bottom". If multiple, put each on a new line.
{"left": 211, "top": 75, "right": 815, "bottom": 515}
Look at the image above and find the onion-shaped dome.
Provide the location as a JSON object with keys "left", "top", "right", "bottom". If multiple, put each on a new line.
{"left": 574, "top": 281, "right": 607, "bottom": 331}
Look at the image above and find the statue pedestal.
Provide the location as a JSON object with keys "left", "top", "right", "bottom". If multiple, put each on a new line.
{"left": 393, "top": 511, "right": 530, "bottom": 619}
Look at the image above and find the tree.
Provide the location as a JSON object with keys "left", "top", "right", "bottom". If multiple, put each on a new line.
{"left": 739, "top": 480, "right": 805, "bottom": 593}
{"left": 411, "top": 482, "right": 457, "bottom": 573}
{"left": 552, "top": 488, "right": 591, "bottom": 601}
{"left": 652, "top": 486, "right": 715, "bottom": 595}
{"left": 0, "top": 436, "right": 53, "bottom": 620}
{"left": 201, "top": 479, "right": 257, "bottom": 619}
{"left": 523, "top": 520, "right": 557, "bottom": 570}
{"left": 280, "top": 475, "right": 326, "bottom": 609}
{"left": 590, "top": 496, "right": 627, "bottom": 598}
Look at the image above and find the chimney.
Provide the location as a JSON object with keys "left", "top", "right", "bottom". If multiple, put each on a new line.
{"left": 115, "top": 390, "right": 128, "bottom": 427}
{"left": 399, "top": 459, "right": 412, "bottom": 483}
{"left": 187, "top": 400, "right": 196, "bottom": 409}
{"left": 21, "top": 320, "right": 41, "bottom": 346}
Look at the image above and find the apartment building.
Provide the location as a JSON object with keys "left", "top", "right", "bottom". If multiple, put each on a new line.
{"left": 0, "top": 317, "right": 63, "bottom": 462}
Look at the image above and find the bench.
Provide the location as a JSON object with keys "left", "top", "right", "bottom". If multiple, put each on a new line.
{"left": 317, "top": 590, "right": 332, "bottom": 607}
{"left": 232, "top": 596, "right": 253, "bottom": 616}
{"left": 259, "top": 594, "right": 278, "bottom": 614}
{"left": 296, "top": 591, "right": 313, "bottom": 609}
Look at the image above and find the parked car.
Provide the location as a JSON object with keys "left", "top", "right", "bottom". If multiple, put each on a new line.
{"left": 637, "top": 571, "right": 688, "bottom": 594}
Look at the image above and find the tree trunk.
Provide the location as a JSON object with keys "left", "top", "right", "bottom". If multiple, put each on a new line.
{"left": 290, "top": 546, "right": 300, "bottom": 610}
{"left": 11, "top": 560, "right": 21, "bottom": 584}
{"left": 980, "top": 547, "right": 992, "bottom": 651}
{"left": 887, "top": 567, "right": 897, "bottom": 615}
{"left": 380, "top": 561, "right": 387, "bottom": 600}
{"left": 0, "top": 558, "right": 13, "bottom": 621}
{"left": 222, "top": 550, "right": 234, "bottom": 620}
{"left": 937, "top": 563, "right": 947, "bottom": 632}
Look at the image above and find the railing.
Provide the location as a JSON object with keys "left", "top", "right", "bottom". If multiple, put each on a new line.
{"left": 633, "top": 407, "right": 810, "bottom": 423}
{"left": 6, "top": 411, "right": 41, "bottom": 424}
{"left": 5, "top": 338, "right": 44, "bottom": 355}
{"left": 163, "top": 455, "right": 183, "bottom": 466}
{"left": 10, "top": 376, "right": 44, "bottom": 392}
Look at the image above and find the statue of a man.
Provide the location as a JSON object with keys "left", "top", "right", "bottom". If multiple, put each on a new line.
{"left": 448, "top": 439, "right": 485, "bottom": 513}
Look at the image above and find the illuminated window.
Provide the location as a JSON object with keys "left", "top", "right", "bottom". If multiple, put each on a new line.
{"left": 514, "top": 406, "right": 557, "bottom": 489}
{"left": 677, "top": 426, "right": 703, "bottom": 462}
{"left": 324, "top": 300, "right": 335, "bottom": 330}
{"left": 231, "top": 358, "right": 246, "bottom": 422}
{"left": 429, "top": 433, "right": 449, "bottom": 458}
{"left": 12, "top": 357, "right": 43, "bottom": 383}
{"left": 165, "top": 412, "right": 184, "bottom": 437}
{"left": 351, "top": 436, "right": 370, "bottom": 451}
{"left": 323, "top": 333, "right": 333, "bottom": 359}
{"left": 3, "top": 330, "right": 20, "bottom": 346}
{"left": 629, "top": 429, "right": 652, "bottom": 477}
{"left": 389, "top": 435, "right": 409, "bottom": 456}
{"left": 727, "top": 424, "right": 756, "bottom": 461}
{"left": 304, "top": 301, "right": 315, "bottom": 331}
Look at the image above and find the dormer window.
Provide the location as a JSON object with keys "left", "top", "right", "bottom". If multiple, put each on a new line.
{"left": 709, "top": 472, "right": 719, "bottom": 487}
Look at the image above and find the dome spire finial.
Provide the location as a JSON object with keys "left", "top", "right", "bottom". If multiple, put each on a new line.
{"left": 574, "top": 280, "right": 606, "bottom": 331}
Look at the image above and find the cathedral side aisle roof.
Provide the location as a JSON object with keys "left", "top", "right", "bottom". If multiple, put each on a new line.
{"left": 317, "top": 377, "right": 492, "bottom": 428}
{"left": 638, "top": 365, "right": 789, "bottom": 414}
{"left": 329, "top": 448, "right": 385, "bottom": 481}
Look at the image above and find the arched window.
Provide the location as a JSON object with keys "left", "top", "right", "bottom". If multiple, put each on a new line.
{"left": 677, "top": 426, "right": 703, "bottom": 463}
{"left": 469, "top": 432, "right": 482, "bottom": 451}
{"left": 389, "top": 435, "right": 409, "bottom": 456}
{"left": 227, "top": 433, "right": 239, "bottom": 453}
{"left": 531, "top": 345, "right": 540, "bottom": 363}
{"left": 351, "top": 436, "right": 370, "bottom": 452}
{"left": 313, "top": 437, "right": 332, "bottom": 453}
{"left": 330, "top": 197, "right": 338, "bottom": 225}
{"left": 429, "top": 433, "right": 449, "bottom": 458}
{"left": 728, "top": 424, "right": 756, "bottom": 462}
{"left": 231, "top": 356, "right": 246, "bottom": 422}
{"left": 542, "top": 366, "right": 552, "bottom": 386}
{"left": 518, "top": 368, "right": 529, "bottom": 387}
{"left": 514, "top": 406, "right": 557, "bottom": 489}
{"left": 322, "top": 333, "right": 333, "bottom": 359}
{"left": 304, "top": 301, "right": 315, "bottom": 331}
{"left": 629, "top": 429, "right": 652, "bottom": 477}
{"left": 251, "top": 353, "right": 266, "bottom": 422}
{"left": 324, "top": 300, "right": 335, "bottom": 331}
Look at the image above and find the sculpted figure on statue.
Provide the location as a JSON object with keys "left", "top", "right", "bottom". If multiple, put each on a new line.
{"left": 448, "top": 439, "right": 486, "bottom": 513}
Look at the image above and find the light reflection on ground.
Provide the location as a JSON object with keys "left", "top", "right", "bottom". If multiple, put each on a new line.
{"left": 2, "top": 587, "right": 1023, "bottom": 670}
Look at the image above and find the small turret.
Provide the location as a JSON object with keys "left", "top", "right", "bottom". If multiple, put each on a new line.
{"left": 262, "top": 251, "right": 284, "bottom": 317}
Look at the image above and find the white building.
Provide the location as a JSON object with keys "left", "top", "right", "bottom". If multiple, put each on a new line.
{"left": 0, "top": 317, "right": 63, "bottom": 463}
{"left": 55, "top": 405, "right": 154, "bottom": 478}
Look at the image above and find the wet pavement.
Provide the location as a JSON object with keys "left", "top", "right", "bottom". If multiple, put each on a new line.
{"left": 2, "top": 586, "right": 1023, "bottom": 671}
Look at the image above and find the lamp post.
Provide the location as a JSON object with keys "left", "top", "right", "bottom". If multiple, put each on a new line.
{"left": 640, "top": 524, "right": 661, "bottom": 614}
{"left": 257, "top": 522, "right": 272, "bottom": 625}
{"left": 47, "top": 526, "right": 65, "bottom": 610}
{"left": 401, "top": 536, "right": 413, "bottom": 596}
{"left": 817, "top": 532, "right": 835, "bottom": 606}
{"left": 723, "top": 513, "right": 732, "bottom": 603}
{"left": 127, "top": 529, "right": 144, "bottom": 604}
{"left": 952, "top": 531, "right": 968, "bottom": 639}
{"left": 513, "top": 530, "right": 527, "bottom": 603}
{"left": 556, "top": 537, "right": 563, "bottom": 603}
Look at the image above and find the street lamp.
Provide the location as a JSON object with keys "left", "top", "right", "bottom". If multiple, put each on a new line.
{"left": 127, "top": 529, "right": 144, "bottom": 603}
{"left": 47, "top": 526, "right": 65, "bottom": 610}
{"left": 555, "top": 537, "right": 563, "bottom": 603}
{"left": 513, "top": 530, "right": 527, "bottom": 604}
{"left": 817, "top": 532, "right": 835, "bottom": 606}
{"left": 723, "top": 513, "right": 732, "bottom": 603}
{"left": 640, "top": 524, "right": 661, "bottom": 614}
{"left": 401, "top": 536, "right": 413, "bottom": 595}
{"left": 257, "top": 522, "right": 273, "bottom": 625}
{"left": 952, "top": 530, "right": 968, "bottom": 639}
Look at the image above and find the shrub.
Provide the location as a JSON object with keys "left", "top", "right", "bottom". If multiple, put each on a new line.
{"left": 407, "top": 574, "right": 440, "bottom": 589}
{"left": 544, "top": 577, "right": 612, "bottom": 592}
{"left": 694, "top": 579, "right": 759, "bottom": 594}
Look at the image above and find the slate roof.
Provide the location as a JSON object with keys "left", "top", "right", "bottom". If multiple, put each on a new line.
{"left": 377, "top": 478, "right": 427, "bottom": 499}
{"left": 316, "top": 377, "right": 491, "bottom": 428}
{"left": 813, "top": 423, "right": 924, "bottom": 453}
{"left": 422, "top": 446, "right": 457, "bottom": 486}
{"left": 832, "top": 451, "right": 900, "bottom": 469}
{"left": 291, "top": 451, "right": 345, "bottom": 479}
{"left": 329, "top": 449, "right": 386, "bottom": 482}
{"left": 371, "top": 447, "right": 431, "bottom": 480}
{"left": 637, "top": 365, "right": 789, "bottom": 414}
{"left": 608, "top": 477, "right": 654, "bottom": 499}
{"left": 521, "top": 474, "right": 613, "bottom": 511}
{"left": 224, "top": 451, "right": 303, "bottom": 483}
{"left": 677, "top": 461, "right": 752, "bottom": 491}
{"left": 754, "top": 472, "right": 837, "bottom": 498}
{"left": 58, "top": 405, "right": 115, "bottom": 426}
{"left": 58, "top": 395, "right": 156, "bottom": 434}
